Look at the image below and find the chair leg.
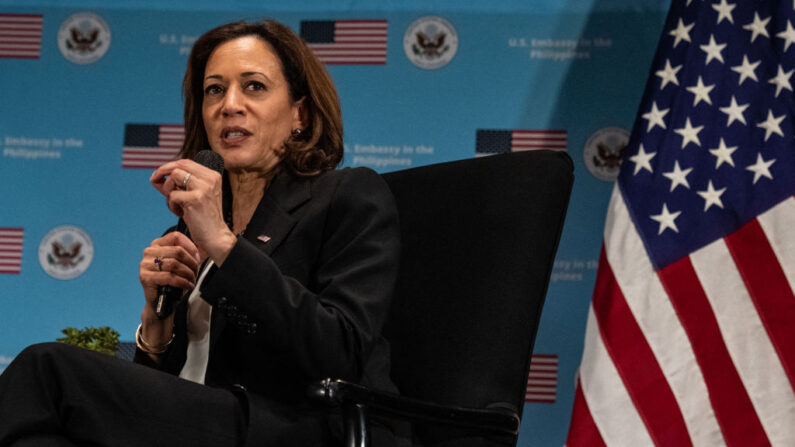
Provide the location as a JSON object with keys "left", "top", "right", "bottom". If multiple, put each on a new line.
{"left": 343, "top": 403, "right": 369, "bottom": 447}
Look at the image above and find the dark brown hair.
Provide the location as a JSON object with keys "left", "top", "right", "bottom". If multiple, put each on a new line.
{"left": 180, "top": 19, "right": 343, "bottom": 175}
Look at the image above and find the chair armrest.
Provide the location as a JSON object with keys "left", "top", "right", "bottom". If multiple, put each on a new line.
{"left": 307, "top": 378, "right": 520, "bottom": 436}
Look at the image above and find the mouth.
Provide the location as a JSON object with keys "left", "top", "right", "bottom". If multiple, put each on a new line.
{"left": 220, "top": 127, "right": 252, "bottom": 144}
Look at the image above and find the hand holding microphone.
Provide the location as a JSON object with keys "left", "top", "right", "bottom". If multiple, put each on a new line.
{"left": 147, "top": 150, "right": 226, "bottom": 319}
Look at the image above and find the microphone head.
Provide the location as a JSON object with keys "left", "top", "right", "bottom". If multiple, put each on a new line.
{"left": 194, "top": 150, "right": 224, "bottom": 174}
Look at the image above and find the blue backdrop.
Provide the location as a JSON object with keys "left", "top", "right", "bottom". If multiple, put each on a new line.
{"left": 0, "top": 0, "right": 668, "bottom": 444}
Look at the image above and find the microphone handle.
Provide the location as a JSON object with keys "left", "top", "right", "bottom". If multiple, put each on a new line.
{"left": 154, "top": 219, "right": 188, "bottom": 320}
{"left": 155, "top": 286, "right": 183, "bottom": 319}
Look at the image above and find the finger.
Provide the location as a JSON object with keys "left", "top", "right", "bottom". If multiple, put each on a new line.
{"left": 140, "top": 270, "right": 196, "bottom": 291}
{"left": 147, "top": 234, "right": 200, "bottom": 265}
{"left": 166, "top": 189, "right": 202, "bottom": 211}
{"left": 145, "top": 254, "right": 197, "bottom": 280}
{"left": 165, "top": 189, "right": 204, "bottom": 222}
{"left": 152, "top": 231, "right": 194, "bottom": 251}
{"left": 152, "top": 167, "right": 186, "bottom": 197}
{"left": 144, "top": 246, "right": 200, "bottom": 275}
{"left": 150, "top": 162, "right": 178, "bottom": 193}
{"left": 139, "top": 252, "right": 198, "bottom": 289}
{"left": 151, "top": 160, "right": 198, "bottom": 192}
{"left": 150, "top": 159, "right": 192, "bottom": 185}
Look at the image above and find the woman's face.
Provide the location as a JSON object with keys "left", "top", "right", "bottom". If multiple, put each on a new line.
{"left": 202, "top": 36, "right": 304, "bottom": 174}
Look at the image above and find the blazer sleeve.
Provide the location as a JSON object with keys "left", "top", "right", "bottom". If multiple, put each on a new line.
{"left": 199, "top": 168, "right": 400, "bottom": 381}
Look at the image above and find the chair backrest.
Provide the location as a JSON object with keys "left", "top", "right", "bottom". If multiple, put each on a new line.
{"left": 381, "top": 150, "right": 573, "bottom": 446}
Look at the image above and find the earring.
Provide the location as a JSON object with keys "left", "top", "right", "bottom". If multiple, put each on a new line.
{"left": 291, "top": 128, "right": 303, "bottom": 138}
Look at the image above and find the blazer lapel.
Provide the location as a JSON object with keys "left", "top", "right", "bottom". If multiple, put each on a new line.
{"left": 241, "top": 171, "right": 311, "bottom": 255}
{"left": 209, "top": 171, "right": 311, "bottom": 354}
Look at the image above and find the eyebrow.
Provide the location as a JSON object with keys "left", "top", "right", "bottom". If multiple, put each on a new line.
{"left": 203, "top": 72, "right": 271, "bottom": 82}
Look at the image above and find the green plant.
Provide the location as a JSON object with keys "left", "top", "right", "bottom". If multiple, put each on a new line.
{"left": 57, "top": 326, "right": 120, "bottom": 355}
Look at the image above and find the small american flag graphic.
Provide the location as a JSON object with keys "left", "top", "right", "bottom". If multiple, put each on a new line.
{"left": 525, "top": 354, "right": 558, "bottom": 403}
{"left": 122, "top": 124, "right": 184, "bottom": 169}
{"left": 300, "top": 20, "right": 387, "bottom": 65}
{"left": 0, "top": 13, "right": 43, "bottom": 59}
{"left": 475, "top": 129, "right": 567, "bottom": 156}
{"left": 0, "top": 228, "right": 24, "bottom": 274}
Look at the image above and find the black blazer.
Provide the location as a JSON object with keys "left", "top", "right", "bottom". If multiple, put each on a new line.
{"left": 135, "top": 167, "right": 401, "bottom": 445}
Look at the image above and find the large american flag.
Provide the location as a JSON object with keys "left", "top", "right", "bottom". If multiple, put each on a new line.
{"left": 0, "top": 13, "right": 43, "bottom": 59}
{"left": 300, "top": 20, "right": 387, "bottom": 65}
{"left": 121, "top": 124, "right": 183, "bottom": 169}
{"left": 567, "top": 1, "right": 795, "bottom": 446}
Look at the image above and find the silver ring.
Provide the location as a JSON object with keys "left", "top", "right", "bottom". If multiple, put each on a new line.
{"left": 182, "top": 172, "right": 191, "bottom": 189}
{"left": 154, "top": 257, "right": 163, "bottom": 271}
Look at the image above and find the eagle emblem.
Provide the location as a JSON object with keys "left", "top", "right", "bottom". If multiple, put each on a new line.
{"left": 58, "top": 13, "right": 111, "bottom": 64}
{"left": 593, "top": 141, "right": 627, "bottom": 169}
{"left": 67, "top": 27, "right": 101, "bottom": 53}
{"left": 39, "top": 226, "right": 94, "bottom": 280}
{"left": 413, "top": 30, "right": 450, "bottom": 58}
{"left": 48, "top": 240, "right": 84, "bottom": 267}
{"left": 583, "top": 127, "right": 630, "bottom": 182}
{"left": 403, "top": 17, "right": 458, "bottom": 69}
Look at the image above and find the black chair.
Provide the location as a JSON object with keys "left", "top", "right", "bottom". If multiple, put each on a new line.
{"left": 309, "top": 150, "right": 574, "bottom": 446}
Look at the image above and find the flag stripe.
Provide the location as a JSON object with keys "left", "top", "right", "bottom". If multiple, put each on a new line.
{"left": 0, "top": 227, "right": 22, "bottom": 274}
{"left": 525, "top": 386, "right": 555, "bottom": 393}
{"left": 122, "top": 148, "right": 181, "bottom": 155}
{"left": 691, "top": 238, "right": 795, "bottom": 446}
{"left": 525, "top": 354, "right": 558, "bottom": 403}
{"left": 0, "top": 30, "right": 41, "bottom": 36}
{"left": 658, "top": 257, "right": 769, "bottom": 446}
{"left": 525, "top": 395, "right": 555, "bottom": 402}
{"left": 528, "top": 364, "right": 557, "bottom": 371}
{"left": 604, "top": 186, "right": 725, "bottom": 445}
{"left": 756, "top": 196, "right": 795, "bottom": 296}
{"left": 566, "top": 378, "right": 607, "bottom": 447}
{"left": 579, "top": 305, "right": 655, "bottom": 446}
{"left": 308, "top": 49, "right": 386, "bottom": 55}
{"left": 0, "top": 13, "right": 42, "bottom": 59}
{"left": 724, "top": 219, "right": 795, "bottom": 388}
{"left": 593, "top": 247, "right": 693, "bottom": 446}
{"left": 309, "top": 59, "right": 385, "bottom": 65}
{"left": 0, "top": 42, "right": 40, "bottom": 48}
{"left": 0, "top": 249, "right": 23, "bottom": 253}
{"left": 526, "top": 380, "right": 556, "bottom": 386}
{"left": 307, "top": 43, "right": 386, "bottom": 49}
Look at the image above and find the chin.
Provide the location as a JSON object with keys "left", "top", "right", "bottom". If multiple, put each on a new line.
{"left": 222, "top": 156, "right": 269, "bottom": 173}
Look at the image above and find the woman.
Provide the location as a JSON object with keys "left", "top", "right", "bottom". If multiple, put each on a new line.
{"left": 0, "top": 19, "right": 401, "bottom": 446}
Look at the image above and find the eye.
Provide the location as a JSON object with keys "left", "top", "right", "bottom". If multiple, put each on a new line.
{"left": 204, "top": 84, "right": 223, "bottom": 96}
{"left": 245, "top": 81, "right": 266, "bottom": 92}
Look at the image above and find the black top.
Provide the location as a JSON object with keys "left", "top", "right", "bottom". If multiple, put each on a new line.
{"left": 135, "top": 166, "right": 401, "bottom": 445}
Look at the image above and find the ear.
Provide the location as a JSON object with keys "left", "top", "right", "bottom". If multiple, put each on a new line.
{"left": 291, "top": 96, "right": 308, "bottom": 131}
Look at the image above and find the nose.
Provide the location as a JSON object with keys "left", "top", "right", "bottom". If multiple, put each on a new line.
{"left": 221, "top": 85, "right": 244, "bottom": 117}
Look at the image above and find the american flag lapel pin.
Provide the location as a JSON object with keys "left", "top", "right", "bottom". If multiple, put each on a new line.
{"left": 257, "top": 234, "right": 271, "bottom": 244}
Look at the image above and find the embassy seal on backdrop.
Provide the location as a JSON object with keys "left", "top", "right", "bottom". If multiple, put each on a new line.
{"left": 404, "top": 16, "right": 457, "bottom": 69}
{"left": 584, "top": 127, "right": 629, "bottom": 182}
{"left": 58, "top": 12, "right": 111, "bottom": 64}
{"left": 38, "top": 226, "right": 94, "bottom": 280}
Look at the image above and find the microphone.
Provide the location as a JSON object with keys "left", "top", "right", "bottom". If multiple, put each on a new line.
{"left": 155, "top": 150, "right": 225, "bottom": 319}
